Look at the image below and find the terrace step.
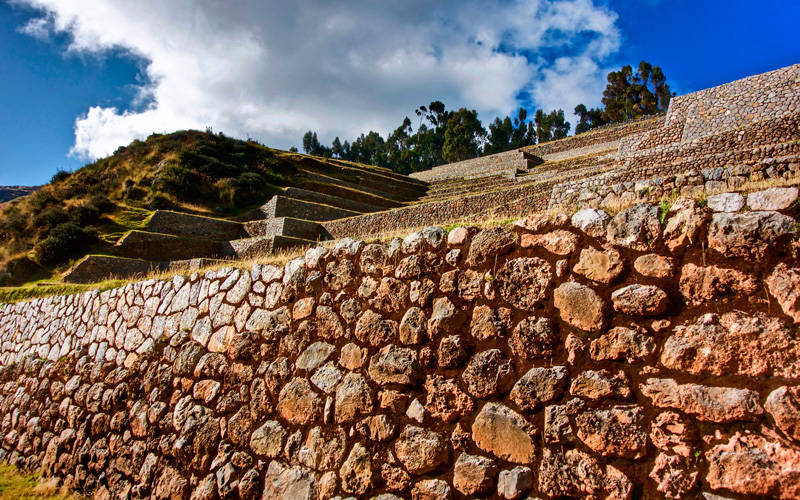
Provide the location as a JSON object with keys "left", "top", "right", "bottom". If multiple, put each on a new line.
{"left": 243, "top": 217, "right": 331, "bottom": 241}
{"left": 316, "top": 159, "right": 430, "bottom": 189}
{"left": 299, "top": 170, "right": 424, "bottom": 202}
{"left": 63, "top": 255, "right": 161, "bottom": 284}
{"left": 252, "top": 196, "right": 361, "bottom": 222}
{"left": 63, "top": 255, "right": 230, "bottom": 283}
{"left": 284, "top": 186, "right": 389, "bottom": 212}
{"left": 224, "top": 234, "right": 317, "bottom": 259}
{"left": 114, "top": 231, "right": 224, "bottom": 261}
{"left": 146, "top": 210, "right": 245, "bottom": 240}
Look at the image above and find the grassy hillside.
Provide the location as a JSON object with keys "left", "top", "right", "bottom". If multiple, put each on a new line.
{"left": 0, "top": 129, "right": 377, "bottom": 286}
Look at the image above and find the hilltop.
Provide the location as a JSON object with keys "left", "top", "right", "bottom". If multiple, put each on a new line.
{"left": 0, "top": 130, "right": 412, "bottom": 285}
{"left": 0, "top": 185, "right": 39, "bottom": 203}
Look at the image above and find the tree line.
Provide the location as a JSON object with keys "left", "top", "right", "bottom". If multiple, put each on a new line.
{"left": 299, "top": 61, "right": 672, "bottom": 174}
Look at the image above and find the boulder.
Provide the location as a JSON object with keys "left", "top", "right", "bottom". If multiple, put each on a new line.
{"left": 538, "top": 446, "right": 632, "bottom": 499}
{"left": 339, "top": 442, "right": 373, "bottom": 495}
{"left": 263, "top": 461, "right": 318, "bottom": 500}
{"left": 746, "top": 187, "right": 799, "bottom": 210}
{"left": 767, "top": 263, "right": 800, "bottom": 324}
{"left": 497, "top": 466, "right": 533, "bottom": 499}
{"left": 368, "top": 345, "right": 420, "bottom": 386}
{"left": 649, "top": 453, "right": 699, "bottom": 499}
{"left": 496, "top": 257, "right": 553, "bottom": 310}
{"left": 453, "top": 453, "right": 497, "bottom": 495}
{"left": 394, "top": 426, "right": 449, "bottom": 475}
{"left": 467, "top": 228, "right": 516, "bottom": 267}
{"left": 355, "top": 310, "right": 398, "bottom": 346}
{"left": 680, "top": 263, "right": 759, "bottom": 306}
{"left": 472, "top": 403, "right": 536, "bottom": 463}
{"left": 520, "top": 230, "right": 579, "bottom": 255}
{"left": 277, "top": 378, "right": 322, "bottom": 426}
{"left": 411, "top": 479, "right": 452, "bottom": 500}
{"left": 250, "top": 420, "right": 286, "bottom": 458}
{"left": 706, "top": 431, "right": 800, "bottom": 499}
{"left": 462, "top": 349, "right": 515, "bottom": 398}
{"left": 575, "top": 405, "right": 647, "bottom": 459}
{"left": 640, "top": 378, "right": 762, "bottom": 422}
{"left": 707, "top": 192, "right": 744, "bottom": 212}
{"left": 509, "top": 366, "right": 568, "bottom": 412}
{"left": 335, "top": 373, "right": 373, "bottom": 423}
{"left": 424, "top": 375, "right": 474, "bottom": 423}
{"left": 554, "top": 282, "right": 605, "bottom": 332}
{"left": 663, "top": 198, "right": 709, "bottom": 253}
{"left": 569, "top": 369, "right": 631, "bottom": 400}
{"left": 508, "top": 316, "right": 557, "bottom": 360}
{"left": 633, "top": 254, "right": 674, "bottom": 278}
{"left": 765, "top": 386, "right": 800, "bottom": 442}
{"left": 611, "top": 284, "right": 669, "bottom": 316}
{"left": 572, "top": 247, "right": 624, "bottom": 283}
{"left": 427, "top": 297, "right": 466, "bottom": 336}
{"left": 399, "top": 307, "right": 427, "bottom": 345}
{"left": 571, "top": 208, "right": 610, "bottom": 238}
{"left": 606, "top": 203, "right": 661, "bottom": 251}
{"left": 661, "top": 311, "right": 800, "bottom": 377}
{"left": 708, "top": 211, "right": 796, "bottom": 259}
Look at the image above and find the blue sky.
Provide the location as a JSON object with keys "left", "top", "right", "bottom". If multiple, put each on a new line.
{"left": 1, "top": 0, "right": 798, "bottom": 186}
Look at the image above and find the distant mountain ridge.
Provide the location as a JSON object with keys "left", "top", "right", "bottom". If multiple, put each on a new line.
{"left": 0, "top": 185, "right": 39, "bottom": 203}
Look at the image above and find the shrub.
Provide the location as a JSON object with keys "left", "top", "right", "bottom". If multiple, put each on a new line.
{"left": 152, "top": 164, "right": 206, "bottom": 201}
{"left": 32, "top": 206, "right": 69, "bottom": 232}
{"left": 89, "top": 194, "right": 115, "bottom": 213}
{"left": 35, "top": 222, "right": 97, "bottom": 266}
{"left": 50, "top": 169, "right": 72, "bottom": 184}
{"left": 74, "top": 203, "right": 101, "bottom": 226}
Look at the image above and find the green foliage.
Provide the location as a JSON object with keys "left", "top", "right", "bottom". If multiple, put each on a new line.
{"left": 442, "top": 108, "right": 487, "bottom": 163}
{"left": 50, "top": 169, "right": 72, "bottom": 184}
{"left": 153, "top": 164, "right": 206, "bottom": 201}
{"left": 484, "top": 108, "right": 536, "bottom": 155}
{"left": 534, "top": 109, "right": 571, "bottom": 143}
{"left": 34, "top": 222, "right": 98, "bottom": 266}
{"left": 575, "top": 60, "right": 674, "bottom": 134}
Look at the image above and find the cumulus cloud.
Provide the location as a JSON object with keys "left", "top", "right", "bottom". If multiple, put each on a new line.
{"left": 12, "top": 0, "right": 621, "bottom": 159}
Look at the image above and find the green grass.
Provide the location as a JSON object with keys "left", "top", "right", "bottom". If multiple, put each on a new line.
{"left": 0, "top": 464, "right": 80, "bottom": 499}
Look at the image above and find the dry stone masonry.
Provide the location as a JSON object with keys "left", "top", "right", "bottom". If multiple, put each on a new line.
{"left": 1, "top": 184, "right": 800, "bottom": 499}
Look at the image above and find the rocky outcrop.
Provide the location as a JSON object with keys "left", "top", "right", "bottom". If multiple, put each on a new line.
{"left": 1, "top": 191, "right": 799, "bottom": 499}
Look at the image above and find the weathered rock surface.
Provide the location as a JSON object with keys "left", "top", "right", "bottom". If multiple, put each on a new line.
{"left": 471, "top": 403, "right": 536, "bottom": 463}
{"left": 554, "top": 282, "right": 605, "bottom": 332}
{"left": 496, "top": 257, "right": 553, "bottom": 311}
{"left": 572, "top": 247, "right": 624, "bottom": 283}
{"left": 661, "top": 312, "right": 800, "bottom": 377}
{"left": 453, "top": 453, "right": 497, "bottom": 495}
{"left": 462, "top": 350, "right": 514, "bottom": 398}
{"left": 706, "top": 431, "right": 800, "bottom": 499}
{"left": 708, "top": 211, "right": 796, "bottom": 259}
{"left": 640, "top": 378, "right": 763, "bottom": 422}
{"left": 509, "top": 366, "right": 568, "bottom": 412}
{"left": 611, "top": 284, "right": 669, "bottom": 316}
{"left": 606, "top": 203, "right": 661, "bottom": 251}
{"left": 395, "top": 425, "right": 449, "bottom": 475}
{"left": 767, "top": 263, "right": 800, "bottom": 324}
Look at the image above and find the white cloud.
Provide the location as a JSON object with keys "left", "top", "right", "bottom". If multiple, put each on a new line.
{"left": 12, "top": 0, "right": 621, "bottom": 159}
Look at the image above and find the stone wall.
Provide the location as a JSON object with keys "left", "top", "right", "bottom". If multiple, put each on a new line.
{"left": 523, "top": 115, "right": 664, "bottom": 157}
{"left": 409, "top": 150, "right": 530, "bottom": 183}
{"left": 2, "top": 187, "right": 800, "bottom": 499}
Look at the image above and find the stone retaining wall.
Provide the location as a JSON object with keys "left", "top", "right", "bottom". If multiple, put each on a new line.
{"left": 523, "top": 115, "right": 664, "bottom": 157}
{"left": 409, "top": 150, "right": 529, "bottom": 183}
{"left": 2, "top": 188, "right": 800, "bottom": 499}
